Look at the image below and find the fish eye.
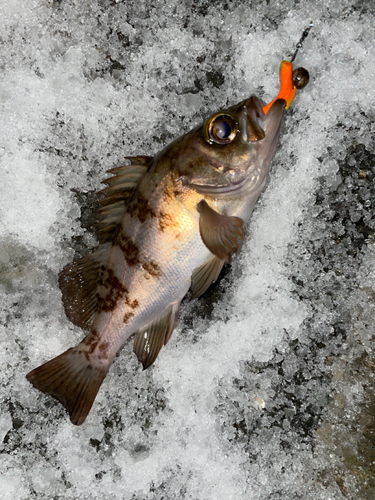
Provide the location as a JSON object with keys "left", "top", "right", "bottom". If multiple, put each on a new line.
{"left": 204, "top": 113, "right": 238, "bottom": 145}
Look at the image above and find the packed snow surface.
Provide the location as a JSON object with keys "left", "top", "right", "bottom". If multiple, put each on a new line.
{"left": 1, "top": 1, "right": 375, "bottom": 499}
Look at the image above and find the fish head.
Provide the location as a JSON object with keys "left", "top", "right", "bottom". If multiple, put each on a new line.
{"left": 172, "top": 96, "right": 286, "bottom": 198}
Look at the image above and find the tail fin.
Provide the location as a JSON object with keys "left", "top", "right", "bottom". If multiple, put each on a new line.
{"left": 26, "top": 348, "right": 108, "bottom": 425}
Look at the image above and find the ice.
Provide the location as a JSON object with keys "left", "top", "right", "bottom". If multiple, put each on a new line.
{"left": 1, "top": 0, "right": 375, "bottom": 499}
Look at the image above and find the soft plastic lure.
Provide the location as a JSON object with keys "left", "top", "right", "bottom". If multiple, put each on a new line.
{"left": 264, "top": 23, "right": 312, "bottom": 113}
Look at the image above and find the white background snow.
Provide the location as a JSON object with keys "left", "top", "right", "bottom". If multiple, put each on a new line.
{"left": 1, "top": 0, "right": 375, "bottom": 499}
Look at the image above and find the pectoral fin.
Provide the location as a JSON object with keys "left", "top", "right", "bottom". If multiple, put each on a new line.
{"left": 198, "top": 200, "right": 244, "bottom": 260}
{"left": 133, "top": 302, "right": 180, "bottom": 369}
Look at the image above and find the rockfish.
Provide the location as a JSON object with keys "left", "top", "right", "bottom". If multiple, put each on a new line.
{"left": 27, "top": 61, "right": 309, "bottom": 425}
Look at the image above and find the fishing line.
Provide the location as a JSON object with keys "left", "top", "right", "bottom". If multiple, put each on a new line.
{"left": 290, "top": 22, "right": 313, "bottom": 63}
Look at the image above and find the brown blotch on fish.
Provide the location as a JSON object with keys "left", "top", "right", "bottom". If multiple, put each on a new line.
{"left": 80, "top": 331, "right": 100, "bottom": 357}
{"left": 78, "top": 349, "right": 90, "bottom": 362}
{"left": 82, "top": 329, "right": 100, "bottom": 346}
{"left": 123, "top": 311, "right": 134, "bottom": 324}
{"left": 97, "top": 342, "right": 109, "bottom": 360}
{"left": 98, "top": 266, "right": 106, "bottom": 286}
{"left": 89, "top": 341, "right": 99, "bottom": 354}
{"left": 163, "top": 182, "right": 182, "bottom": 200}
{"left": 142, "top": 261, "right": 162, "bottom": 278}
{"left": 163, "top": 185, "right": 174, "bottom": 200}
{"left": 97, "top": 268, "right": 128, "bottom": 313}
{"left": 99, "top": 342, "right": 109, "bottom": 352}
{"left": 111, "top": 223, "right": 123, "bottom": 242}
{"left": 132, "top": 193, "right": 156, "bottom": 223}
{"left": 158, "top": 211, "right": 174, "bottom": 232}
{"left": 125, "top": 297, "right": 140, "bottom": 309}
{"left": 117, "top": 231, "right": 140, "bottom": 267}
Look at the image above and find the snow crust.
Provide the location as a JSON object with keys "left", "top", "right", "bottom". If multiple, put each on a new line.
{"left": 1, "top": 1, "right": 375, "bottom": 498}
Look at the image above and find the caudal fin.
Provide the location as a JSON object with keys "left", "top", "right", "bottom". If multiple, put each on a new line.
{"left": 26, "top": 348, "right": 108, "bottom": 425}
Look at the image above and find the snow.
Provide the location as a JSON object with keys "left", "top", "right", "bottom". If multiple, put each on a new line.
{"left": 1, "top": 0, "right": 375, "bottom": 499}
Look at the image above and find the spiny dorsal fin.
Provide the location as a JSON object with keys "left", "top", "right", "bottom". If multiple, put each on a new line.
{"left": 197, "top": 199, "right": 244, "bottom": 260}
{"left": 95, "top": 156, "right": 154, "bottom": 244}
{"left": 59, "top": 243, "right": 111, "bottom": 330}
{"left": 191, "top": 255, "right": 225, "bottom": 299}
{"left": 133, "top": 302, "right": 180, "bottom": 369}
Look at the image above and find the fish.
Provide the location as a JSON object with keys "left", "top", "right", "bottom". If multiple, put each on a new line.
{"left": 26, "top": 60, "right": 309, "bottom": 425}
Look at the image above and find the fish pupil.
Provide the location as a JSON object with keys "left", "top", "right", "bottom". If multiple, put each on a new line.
{"left": 214, "top": 119, "right": 232, "bottom": 139}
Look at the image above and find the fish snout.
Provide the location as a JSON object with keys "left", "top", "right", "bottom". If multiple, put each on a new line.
{"left": 240, "top": 96, "right": 285, "bottom": 144}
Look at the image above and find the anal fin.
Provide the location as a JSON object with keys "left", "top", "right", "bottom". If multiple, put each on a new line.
{"left": 133, "top": 302, "right": 180, "bottom": 369}
{"left": 197, "top": 199, "right": 244, "bottom": 260}
{"left": 26, "top": 347, "right": 109, "bottom": 425}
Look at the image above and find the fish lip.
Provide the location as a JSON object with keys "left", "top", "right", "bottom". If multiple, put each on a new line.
{"left": 188, "top": 175, "right": 249, "bottom": 199}
{"left": 261, "top": 98, "right": 286, "bottom": 129}
{"left": 240, "top": 96, "right": 265, "bottom": 143}
{"left": 244, "top": 95, "right": 265, "bottom": 120}
{"left": 241, "top": 96, "right": 285, "bottom": 144}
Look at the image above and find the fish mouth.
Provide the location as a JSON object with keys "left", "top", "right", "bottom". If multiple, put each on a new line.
{"left": 188, "top": 97, "right": 286, "bottom": 199}
{"left": 241, "top": 95, "right": 285, "bottom": 144}
{"left": 188, "top": 175, "right": 250, "bottom": 198}
{"left": 252, "top": 97, "right": 286, "bottom": 177}
{"left": 240, "top": 95, "right": 267, "bottom": 143}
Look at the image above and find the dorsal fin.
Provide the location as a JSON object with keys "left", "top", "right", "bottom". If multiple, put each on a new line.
{"left": 95, "top": 156, "right": 153, "bottom": 244}
{"left": 133, "top": 302, "right": 180, "bottom": 369}
{"left": 58, "top": 243, "right": 111, "bottom": 330}
{"left": 191, "top": 255, "right": 225, "bottom": 299}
